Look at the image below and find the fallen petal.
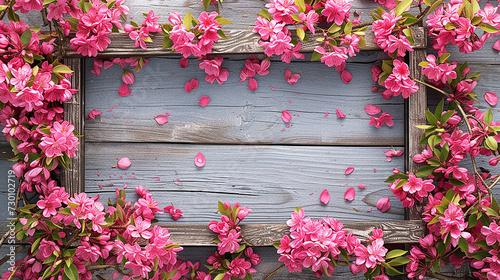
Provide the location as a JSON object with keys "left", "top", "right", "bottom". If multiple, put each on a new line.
{"left": 494, "top": 39, "right": 500, "bottom": 52}
{"left": 285, "top": 69, "right": 300, "bottom": 85}
{"left": 371, "top": 65, "right": 382, "bottom": 82}
{"left": 86, "top": 110, "right": 102, "bottom": 119}
{"left": 282, "top": 110, "right": 292, "bottom": 123}
{"left": 336, "top": 109, "right": 346, "bottom": 118}
{"left": 118, "top": 84, "right": 131, "bottom": 96}
{"left": 364, "top": 105, "right": 382, "bottom": 115}
{"left": 358, "top": 184, "right": 367, "bottom": 189}
{"left": 377, "top": 197, "right": 391, "bottom": 212}
{"left": 195, "top": 152, "right": 206, "bottom": 167}
{"left": 185, "top": 78, "right": 198, "bottom": 93}
{"left": 325, "top": 112, "right": 329, "bottom": 117}
{"left": 117, "top": 157, "right": 132, "bottom": 169}
{"left": 345, "top": 167, "right": 354, "bottom": 174}
{"left": 154, "top": 113, "right": 170, "bottom": 125}
{"left": 341, "top": 70, "right": 352, "bottom": 84}
{"left": 180, "top": 57, "right": 189, "bottom": 68}
{"left": 344, "top": 187, "right": 355, "bottom": 201}
{"left": 320, "top": 189, "right": 330, "bottom": 204}
{"left": 199, "top": 96, "right": 211, "bottom": 107}
{"left": 249, "top": 77, "right": 258, "bottom": 91}
{"left": 485, "top": 91, "right": 498, "bottom": 106}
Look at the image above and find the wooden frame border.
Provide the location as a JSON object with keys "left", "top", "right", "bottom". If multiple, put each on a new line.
{"left": 62, "top": 26, "right": 427, "bottom": 244}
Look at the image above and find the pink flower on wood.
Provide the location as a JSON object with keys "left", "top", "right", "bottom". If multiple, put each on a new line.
{"left": 154, "top": 113, "right": 170, "bottom": 125}
{"left": 384, "top": 149, "right": 403, "bottom": 161}
{"left": 218, "top": 229, "right": 242, "bottom": 254}
{"left": 180, "top": 57, "right": 189, "bottom": 68}
{"left": 86, "top": 110, "right": 102, "bottom": 119}
{"left": 482, "top": 222, "right": 500, "bottom": 246}
{"left": 117, "top": 157, "right": 132, "bottom": 169}
{"left": 184, "top": 79, "right": 199, "bottom": 93}
{"left": 364, "top": 105, "right": 382, "bottom": 115}
{"left": 248, "top": 78, "right": 258, "bottom": 91}
{"left": 336, "top": 109, "right": 346, "bottom": 118}
{"left": 195, "top": 152, "right": 206, "bottom": 167}
{"left": 164, "top": 205, "right": 184, "bottom": 220}
{"left": 376, "top": 197, "right": 390, "bottom": 212}
{"left": 345, "top": 166, "right": 354, "bottom": 174}
{"left": 282, "top": 110, "right": 292, "bottom": 123}
{"left": 199, "top": 96, "right": 211, "bottom": 107}
{"left": 485, "top": 91, "right": 498, "bottom": 106}
{"left": 439, "top": 203, "right": 470, "bottom": 247}
{"left": 344, "top": 187, "right": 355, "bottom": 201}
{"left": 320, "top": 189, "right": 330, "bottom": 204}
{"left": 118, "top": 84, "right": 131, "bottom": 96}
{"left": 341, "top": 70, "right": 352, "bottom": 83}
{"left": 285, "top": 69, "right": 300, "bottom": 85}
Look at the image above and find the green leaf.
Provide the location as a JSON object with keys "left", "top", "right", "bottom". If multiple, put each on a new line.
{"left": 415, "top": 124, "right": 434, "bottom": 129}
{"left": 311, "top": 50, "right": 323, "bottom": 61}
{"left": 382, "top": 262, "right": 404, "bottom": 276}
{"left": 485, "top": 136, "right": 498, "bottom": 151}
{"left": 163, "top": 36, "right": 173, "bottom": 48}
{"left": 470, "top": 250, "right": 491, "bottom": 260}
{"left": 20, "top": 29, "right": 33, "bottom": 48}
{"left": 344, "top": 20, "right": 353, "bottom": 34}
{"left": 328, "top": 24, "right": 341, "bottom": 34}
{"left": 203, "top": 0, "right": 211, "bottom": 11}
{"left": 385, "top": 173, "right": 409, "bottom": 183}
{"left": 426, "top": 108, "right": 438, "bottom": 126}
{"left": 64, "top": 263, "right": 79, "bottom": 280}
{"left": 395, "top": 0, "right": 413, "bottom": 16}
{"left": 218, "top": 201, "right": 227, "bottom": 216}
{"left": 449, "top": 178, "right": 466, "bottom": 187}
{"left": 440, "top": 110, "right": 455, "bottom": 123}
{"left": 402, "top": 28, "right": 414, "bottom": 45}
{"left": 296, "top": 28, "right": 305, "bottom": 41}
{"left": 387, "top": 256, "right": 411, "bottom": 266}
{"left": 484, "top": 109, "right": 493, "bottom": 126}
{"left": 468, "top": 213, "right": 479, "bottom": 228}
{"left": 216, "top": 17, "right": 233, "bottom": 25}
{"left": 217, "top": 29, "right": 227, "bottom": 39}
{"left": 480, "top": 23, "right": 500, "bottom": 33}
{"left": 183, "top": 12, "right": 194, "bottom": 30}
{"left": 484, "top": 207, "right": 499, "bottom": 217}
{"left": 381, "top": 60, "right": 393, "bottom": 74}
{"left": 67, "top": 17, "right": 79, "bottom": 31}
{"left": 214, "top": 273, "right": 225, "bottom": 280}
{"left": 295, "top": 0, "right": 306, "bottom": 13}
{"left": 439, "top": 53, "right": 451, "bottom": 64}
{"left": 53, "top": 65, "right": 73, "bottom": 74}
{"left": 273, "top": 241, "right": 281, "bottom": 250}
{"left": 471, "top": 0, "right": 480, "bottom": 14}
{"left": 259, "top": 8, "right": 272, "bottom": 21}
{"left": 416, "top": 165, "right": 435, "bottom": 178}
{"left": 163, "top": 269, "right": 178, "bottom": 280}
{"left": 458, "top": 237, "right": 469, "bottom": 254}
{"left": 8, "top": 7, "right": 20, "bottom": 22}
{"left": 386, "top": 249, "right": 407, "bottom": 259}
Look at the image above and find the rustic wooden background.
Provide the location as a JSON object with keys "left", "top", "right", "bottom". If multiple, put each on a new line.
{"left": 1, "top": 0, "right": 500, "bottom": 278}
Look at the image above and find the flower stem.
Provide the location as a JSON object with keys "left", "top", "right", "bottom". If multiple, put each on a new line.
{"left": 264, "top": 264, "right": 285, "bottom": 280}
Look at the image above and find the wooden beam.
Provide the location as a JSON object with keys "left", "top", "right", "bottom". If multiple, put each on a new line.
{"left": 64, "top": 27, "right": 426, "bottom": 58}
{"left": 160, "top": 220, "right": 425, "bottom": 246}
{"left": 62, "top": 58, "right": 85, "bottom": 196}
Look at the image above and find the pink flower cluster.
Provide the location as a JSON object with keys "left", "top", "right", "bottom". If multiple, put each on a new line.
{"left": 380, "top": 59, "right": 419, "bottom": 99}
{"left": 206, "top": 202, "right": 260, "bottom": 279}
{"left": 124, "top": 10, "right": 161, "bottom": 49}
{"left": 68, "top": 1, "right": 130, "bottom": 57}
{"left": 372, "top": 12, "right": 413, "bottom": 58}
{"left": 390, "top": 174, "right": 435, "bottom": 208}
{"left": 427, "top": 2, "right": 500, "bottom": 55}
{"left": 254, "top": 16, "right": 304, "bottom": 62}
{"left": 199, "top": 55, "right": 229, "bottom": 84}
{"left": 421, "top": 54, "right": 457, "bottom": 85}
{"left": 168, "top": 12, "right": 222, "bottom": 58}
{"left": 240, "top": 56, "right": 271, "bottom": 91}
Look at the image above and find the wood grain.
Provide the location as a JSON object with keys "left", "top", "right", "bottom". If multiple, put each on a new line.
{"left": 85, "top": 143, "right": 406, "bottom": 223}
{"left": 84, "top": 57, "right": 405, "bottom": 145}
{"left": 406, "top": 49, "right": 428, "bottom": 220}
{"left": 62, "top": 58, "right": 85, "bottom": 196}
{"left": 65, "top": 27, "right": 426, "bottom": 58}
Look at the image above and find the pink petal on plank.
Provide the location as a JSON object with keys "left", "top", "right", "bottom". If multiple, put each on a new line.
{"left": 371, "top": 65, "right": 382, "bottom": 82}
{"left": 377, "top": 197, "right": 391, "bottom": 212}
{"left": 118, "top": 84, "right": 131, "bottom": 96}
{"left": 184, "top": 78, "right": 198, "bottom": 93}
{"left": 285, "top": 69, "right": 300, "bottom": 85}
{"left": 325, "top": 112, "right": 329, "bottom": 117}
{"left": 154, "top": 113, "right": 170, "bottom": 125}
{"left": 282, "top": 110, "right": 292, "bottom": 123}
{"left": 320, "top": 189, "right": 330, "bottom": 204}
{"left": 485, "top": 91, "right": 498, "bottom": 106}
{"left": 494, "top": 39, "right": 500, "bottom": 52}
{"left": 117, "top": 157, "right": 132, "bottom": 169}
{"left": 86, "top": 110, "right": 102, "bottom": 119}
{"left": 364, "top": 105, "right": 382, "bottom": 115}
{"left": 384, "top": 149, "right": 404, "bottom": 161}
{"left": 358, "top": 184, "right": 367, "bottom": 189}
{"left": 336, "top": 109, "right": 346, "bottom": 118}
{"left": 195, "top": 152, "right": 206, "bottom": 167}
{"left": 341, "top": 70, "right": 352, "bottom": 84}
{"left": 344, "top": 187, "right": 355, "bottom": 201}
{"left": 199, "top": 96, "right": 211, "bottom": 107}
{"left": 164, "top": 205, "right": 183, "bottom": 220}
{"left": 249, "top": 77, "right": 258, "bottom": 91}
{"left": 345, "top": 167, "right": 354, "bottom": 174}
{"left": 180, "top": 57, "right": 188, "bottom": 68}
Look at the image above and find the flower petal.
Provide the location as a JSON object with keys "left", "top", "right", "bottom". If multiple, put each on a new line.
{"left": 282, "top": 110, "right": 292, "bottom": 123}
{"left": 199, "top": 96, "right": 211, "bottom": 107}
{"left": 180, "top": 57, "right": 189, "bottom": 68}
{"left": 285, "top": 69, "right": 300, "bottom": 85}
{"left": 195, "top": 152, "right": 206, "bottom": 167}
{"left": 117, "top": 157, "right": 132, "bottom": 169}
{"left": 345, "top": 167, "right": 354, "bottom": 174}
{"left": 118, "top": 84, "right": 131, "bottom": 96}
{"left": 154, "top": 113, "right": 170, "bottom": 125}
{"left": 344, "top": 187, "right": 355, "bottom": 201}
{"left": 185, "top": 78, "right": 198, "bottom": 93}
{"left": 358, "top": 184, "right": 367, "bottom": 189}
{"left": 364, "top": 105, "right": 382, "bottom": 115}
{"left": 494, "top": 39, "right": 500, "bottom": 52}
{"left": 376, "top": 197, "right": 391, "bottom": 212}
{"left": 336, "top": 109, "right": 346, "bottom": 118}
{"left": 249, "top": 77, "right": 258, "bottom": 91}
{"left": 341, "top": 70, "right": 352, "bottom": 84}
{"left": 320, "top": 189, "right": 330, "bottom": 204}
{"left": 86, "top": 110, "right": 102, "bottom": 119}
{"left": 485, "top": 91, "right": 498, "bottom": 106}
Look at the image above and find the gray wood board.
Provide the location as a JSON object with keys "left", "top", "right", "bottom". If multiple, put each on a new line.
{"left": 85, "top": 143, "right": 405, "bottom": 223}
{"left": 84, "top": 57, "right": 405, "bottom": 145}
{"left": 0, "top": 140, "right": 18, "bottom": 240}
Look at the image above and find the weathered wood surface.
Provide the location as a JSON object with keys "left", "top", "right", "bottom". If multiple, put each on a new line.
{"left": 65, "top": 27, "right": 426, "bottom": 58}
{"left": 85, "top": 57, "right": 405, "bottom": 145}
{"left": 0, "top": 139, "right": 18, "bottom": 239}
{"left": 62, "top": 58, "right": 86, "bottom": 196}
{"left": 85, "top": 143, "right": 405, "bottom": 222}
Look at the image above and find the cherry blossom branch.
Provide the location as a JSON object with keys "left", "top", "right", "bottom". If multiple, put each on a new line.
{"left": 264, "top": 264, "right": 285, "bottom": 280}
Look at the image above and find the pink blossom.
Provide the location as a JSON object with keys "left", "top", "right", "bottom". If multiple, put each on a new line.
{"left": 341, "top": 70, "right": 352, "bottom": 83}
{"left": 369, "top": 112, "right": 394, "bottom": 128}
{"left": 37, "top": 193, "right": 62, "bottom": 217}
{"left": 164, "top": 205, "right": 184, "bottom": 220}
{"left": 371, "top": 66, "right": 382, "bottom": 82}
{"left": 117, "top": 157, "right": 132, "bottom": 169}
{"left": 354, "top": 239, "right": 387, "bottom": 269}
{"left": 384, "top": 149, "right": 403, "bottom": 161}
{"left": 494, "top": 39, "right": 500, "bottom": 52}
{"left": 195, "top": 152, "right": 206, "bottom": 167}
{"left": 438, "top": 203, "right": 470, "bottom": 246}
{"left": 336, "top": 109, "right": 346, "bottom": 118}
{"left": 199, "top": 96, "right": 211, "bottom": 107}
{"left": 299, "top": 11, "right": 319, "bottom": 33}
{"left": 345, "top": 166, "right": 354, "bottom": 174}
{"left": 37, "top": 240, "right": 59, "bottom": 261}
{"left": 320, "top": 189, "right": 330, "bottom": 204}
{"left": 245, "top": 247, "right": 261, "bottom": 266}
{"left": 344, "top": 187, "right": 355, "bottom": 201}
{"left": 154, "top": 113, "right": 170, "bottom": 125}
{"left": 218, "top": 229, "right": 242, "bottom": 254}
{"left": 365, "top": 105, "right": 382, "bottom": 115}
{"left": 315, "top": 46, "right": 348, "bottom": 67}
{"left": 262, "top": 31, "right": 293, "bottom": 56}
{"left": 180, "top": 57, "right": 189, "bottom": 68}
{"left": 321, "top": 0, "right": 351, "bottom": 25}
{"left": 184, "top": 79, "right": 199, "bottom": 93}
{"left": 282, "top": 110, "right": 292, "bottom": 123}
{"left": 199, "top": 56, "right": 229, "bottom": 84}
{"left": 376, "top": 197, "right": 390, "bottom": 212}
{"left": 127, "top": 216, "right": 153, "bottom": 239}
{"left": 118, "top": 84, "right": 131, "bottom": 96}
{"left": 253, "top": 17, "right": 285, "bottom": 41}
{"left": 86, "top": 110, "right": 103, "bottom": 119}
{"left": 485, "top": 91, "right": 498, "bottom": 106}
{"left": 285, "top": 69, "right": 300, "bottom": 85}
{"left": 75, "top": 241, "right": 102, "bottom": 263}
{"left": 482, "top": 223, "right": 500, "bottom": 246}
{"left": 228, "top": 257, "right": 254, "bottom": 278}
{"left": 248, "top": 78, "right": 258, "bottom": 91}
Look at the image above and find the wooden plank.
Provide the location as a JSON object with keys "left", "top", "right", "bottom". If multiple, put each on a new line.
{"left": 62, "top": 58, "right": 85, "bottom": 196}
{"left": 85, "top": 143, "right": 406, "bottom": 222}
{"left": 162, "top": 220, "right": 424, "bottom": 246}
{"left": 84, "top": 57, "right": 405, "bottom": 145}
{"left": 406, "top": 49, "right": 428, "bottom": 220}
{"left": 65, "top": 27, "right": 426, "bottom": 58}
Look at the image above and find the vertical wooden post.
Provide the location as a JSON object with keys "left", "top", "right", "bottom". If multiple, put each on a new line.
{"left": 406, "top": 47, "right": 428, "bottom": 220}
{"left": 62, "top": 58, "right": 85, "bottom": 196}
